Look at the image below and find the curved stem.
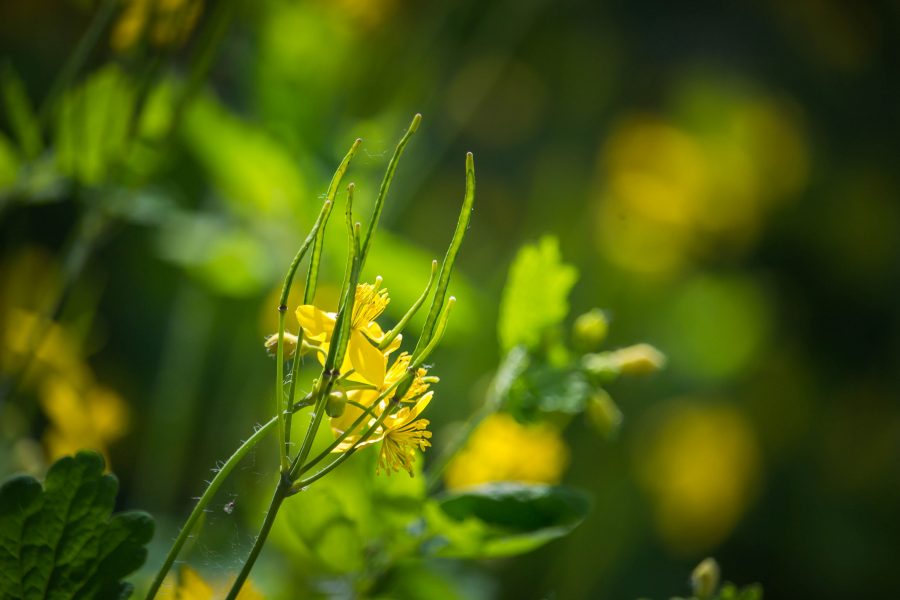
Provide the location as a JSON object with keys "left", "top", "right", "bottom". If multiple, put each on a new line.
{"left": 144, "top": 417, "right": 277, "bottom": 600}
{"left": 224, "top": 480, "right": 289, "bottom": 600}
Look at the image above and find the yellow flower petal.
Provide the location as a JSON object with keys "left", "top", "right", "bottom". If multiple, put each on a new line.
{"left": 344, "top": 329, "right": 387, "bottom": 386}
{"left": 295, "top": 304, "right": 336, "bottom": 343}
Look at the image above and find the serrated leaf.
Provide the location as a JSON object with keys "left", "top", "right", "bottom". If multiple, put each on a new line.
{"left": 0, "top": 451, "right": 154, "bottom": 600}
{"left": 424, "top": 483, "right": 590, "bottom": 559}
{"left": 499, "top": 236, "right": 578, "bottom": 352}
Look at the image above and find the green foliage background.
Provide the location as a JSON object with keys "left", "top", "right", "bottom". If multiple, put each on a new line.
{"left": 1, "top": 0, "right": 899, "bottom": 598}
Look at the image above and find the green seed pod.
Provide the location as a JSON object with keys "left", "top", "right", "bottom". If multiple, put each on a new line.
{"left": 326, "top": 390, "right": 348, "bottom": 418}
{"left": 573, "top": 308, "right": 609, "bottom": 351}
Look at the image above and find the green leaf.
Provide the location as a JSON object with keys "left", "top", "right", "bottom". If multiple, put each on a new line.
{"left": 499, "top": 236, "right": 578, "bottom": 352}
{"left": 425, "top": 483, "right": 590, "bottom": 559}
{"left": 0, "top": 451, "right": 154, "bottom": 600}
{"left": 504, "top": 362, "right": 592, "bottom": 422}
{"left": 55, "top": 66, "right": 136, "bottom": 185}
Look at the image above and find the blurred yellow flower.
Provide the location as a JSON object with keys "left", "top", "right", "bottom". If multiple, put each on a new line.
{"left": 112, "top": 0, "right": 204, "bottom": 52}
{"left": 2, "top": 309, "right": 90, "bottom": 388}
{"left": 1, "top": 248, "right": 131, "bottom": 469}
{"left": 39, "top": 376, "right": 129, "bottom": 464}
{"left": 444, "top": 413, "right": 569, "bottom": 490}
{"left": 158, "top": 566, "right": 263, "bottom": 600}
{"left": 593, "top": 81, "right": 808, "bottom": 278}
{"left": 296, "top": 280, "right": 400, "bottom": 386}
{"left": 635, "top": 402, "right": 760, "bottom": 554}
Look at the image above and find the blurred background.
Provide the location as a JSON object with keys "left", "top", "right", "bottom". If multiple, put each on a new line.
{"left": 1, "top": 0, "right": 899, "bottom": 598}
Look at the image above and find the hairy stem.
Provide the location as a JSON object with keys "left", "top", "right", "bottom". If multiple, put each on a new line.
{"left": 145, "top": 417, "right": 277, "bottom": 599}
{"left": 224, "top": 478, "right": 289, "bottom": 600}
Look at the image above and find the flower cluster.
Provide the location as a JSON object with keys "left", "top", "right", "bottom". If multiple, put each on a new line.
{"left": 294, "top": 280, "right": 436, "bottom": 476}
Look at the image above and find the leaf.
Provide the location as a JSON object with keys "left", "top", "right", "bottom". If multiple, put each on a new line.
{"left": 498, "top": 236, "right": 578, "bottom": 352}
{"left": 424, "top": 483, "right": 590, "bottom": 559}
{"left": 504, "top": 362, "right": 592, "bottom": 422}
{"left": 55, "top": 66, "right": 136, "bottom": 185}
{"left": 0, "top": 451, "right": 154, "bottom": 600}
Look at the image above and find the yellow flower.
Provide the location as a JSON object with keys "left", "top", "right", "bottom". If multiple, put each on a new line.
{"left": 374, "top": 399, "right": 433, "bottom": 476}
{"left": 111, "top": 0, "right": 204, "bottom": 52}
{"left": 295, "top": 281, "right": 399, "bottom": 386}
{"left": 158, "top": 566, "right": 263, "bottom": 600}
{"left": 444, "top": 413, "right": 569, "bottom": 490}
{"left": 332, "top": 351, "right": 436, "bottom": 476}
{"left": 358, "top": 394, "right": 433, "bottom": 476}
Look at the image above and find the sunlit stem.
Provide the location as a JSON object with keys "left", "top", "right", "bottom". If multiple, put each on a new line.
{"left": 304, "top": 138, "right": 360, "bottom": 305}
{"left": 144, "top": 417, "right": 278, "bottom": 600}
{"left": 361, "top": 113, "right": 421, "bottom": 269}
{"left": 274, "top": 313, "right": 289, "bottom": 472}
{"left": 224, "top": 476, "right": 290, "bottom": 600}
{"left": 283, "top": 325, "right": 304, "bottom": 457}
{"left": 412, "top": 152, "right": 475, "bottom": 361}
{"left": 378, "top": 260, "right": 437, "bottom": 351}
{"left": 273, "top": 199, "right": 333, "bottom": 471}
{"left": 289, "top": 188, "right": 360, "bottom": 481}
{"left": 411, "top": 297, "right": 455, "bottom": 371}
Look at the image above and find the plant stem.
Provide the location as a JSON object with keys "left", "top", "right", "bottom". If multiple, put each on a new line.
{"left": 144, "top": 416, "right": 277, "bottom": 600}
{"left": 412, "top": 152, "right": 475, "bottom": 360}
{"left": 274, "top": 310, "right": 289, "bottom": 472}
{"left": 224, "top": 478, "right": 289, "bottom": 600}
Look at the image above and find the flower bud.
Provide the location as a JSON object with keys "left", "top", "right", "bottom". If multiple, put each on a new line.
{"left": 264, "top": 332, "right": 298, "bottom": 358}
{"left": 325, "top": 390, "right": 348, "bottom": 418}
{"left": 613, "top": 343, "right": 666, "bottom": 376}
{"left": 573, "top": 308, "right": 609, "bottom": 351}
{"left": 586, "top": 389, "right": 623, "bottom": 440}
{"left": 691, "top": 557, "right": 720, "bottom": 599}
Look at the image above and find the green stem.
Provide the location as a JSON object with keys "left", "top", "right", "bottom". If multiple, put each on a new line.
{"left": 412, "top": 152, "right": 475, "bottom": 360}
{"left": 282, "top": 325, "right": 303, "bottom": 457}
{"left": 378, "top": 260, "right": 437, "bottom": 351}
{"left": 145, "top": 417, "right": 277, "bottom": 600}
{"left": 360, "top": 114, "right": 421, "bottom": 270}
{"left": 224, "top": 479, "right": 289, "bottom": 600}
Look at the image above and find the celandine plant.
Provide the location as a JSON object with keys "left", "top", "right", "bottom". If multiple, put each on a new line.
{"left": 145, "top": 114, "right": 475, "bottom": 599}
